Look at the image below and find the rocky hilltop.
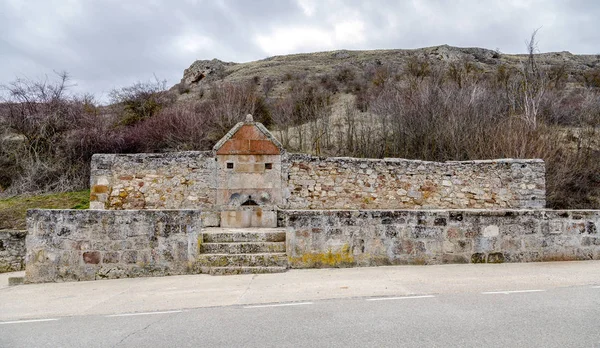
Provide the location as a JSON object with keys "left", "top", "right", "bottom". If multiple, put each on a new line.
{"left": 175, "top": 45, "right": 600, "bottom": 94}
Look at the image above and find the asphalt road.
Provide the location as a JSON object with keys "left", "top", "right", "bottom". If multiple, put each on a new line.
{"left": 2, "top": 285, "right": 600, "bottom": 348}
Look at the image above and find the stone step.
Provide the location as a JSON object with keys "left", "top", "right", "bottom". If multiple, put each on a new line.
{"left": 8, "top": 276, "right": 24, "bottom": 286}
{"left": 202, "top": 229, "right": 286, "bottom": 243}
{"left": 209, "top": 266, "right": 288, "bottom": 276}
{"left": 196, "top": 253, "right": 288, "bottom": 267}
{"left": 200, "top": 242, "right": 286, "bottom": 254}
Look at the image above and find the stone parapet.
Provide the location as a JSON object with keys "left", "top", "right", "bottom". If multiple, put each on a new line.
{"left": 90, "top": 151, "right": 216, "bottom": 210}
{"left": 285, "top": 155, "right": 545, "bottom": 210}
{"left": 279, "top": 209, "right": 600, "bottom": 267}
{"left": 25, "top": 209, "right": 201, "bottom": 283}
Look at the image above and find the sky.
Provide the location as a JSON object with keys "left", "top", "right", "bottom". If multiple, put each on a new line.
{"left": 1, "top": 0, "right": 598, "bottom": 102}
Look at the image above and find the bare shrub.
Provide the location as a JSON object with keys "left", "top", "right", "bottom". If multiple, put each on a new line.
{"left": 335, "top": 66, "right": 355, "bottom": 84}
{"left": 202, "top": 82, "right": 265, "bottom": 142}
{"left": 583, "top": 68, "right": 600, "bottom": 88}
{"left": 328, "top": 45, "right": 598, "bottom": 209}
{"left": 262, "top": 77, "right": 276, "bottom": 96}
{"left": 405, "top": 55, "right": 431, "bottom": 81}
{"left": 548, "top": 64, "right": 569, "bottom": 90}
{"left": 129, "top": 103, "right": 212, "bottom": 152}
{"left": 62, "top": 106, "right": 126, "bottom": 161}
{"left": 2, "top": 72, "right": 77, "bottom": 155}
{"left": 547, "top": 145, "right": 600, "bottom": 209}
{"left": 446, "top": 58, "right": 484, "bottom": 89}
{"left": 319, "top": 73, "right": 339, "bottom": 93}
{"left": 271, "top": 96, "right": 295, "bottom": 148}
{"left": 109, "top": 77, "right": 175, "bottom": 126}
{"left": 0, "top": 138, "right": 19, "bottom": 191}
{"left": 274, "top": 80, "right": 332, "bottom": 152}
{"left": 0, "top": 72, "right": 92, "bottom": 194}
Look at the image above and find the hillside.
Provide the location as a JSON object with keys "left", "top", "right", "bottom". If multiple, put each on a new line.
{"left": 0, "top": 45, "right": 599, "bottom": 211}
{"left": 174, "top": 45, "right": 600, "bottom": 97}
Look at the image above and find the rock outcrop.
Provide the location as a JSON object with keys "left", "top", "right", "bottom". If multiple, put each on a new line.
{"left": 179, "top": 58, "right": 236, "bottom": 87}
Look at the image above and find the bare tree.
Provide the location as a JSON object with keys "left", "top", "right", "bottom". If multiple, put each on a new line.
{"left": 271, "top": 97, "right": 294, "bottom": 148}
{"left": 520, "top": 28, "right": 546, "bottom": 129}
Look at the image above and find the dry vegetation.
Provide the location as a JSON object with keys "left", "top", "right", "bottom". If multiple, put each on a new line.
{"left": 0, "top": 190, "right": 89, "bottom": 230}
{"left": 1, "top": 39, "right": 599, "bottom": 209}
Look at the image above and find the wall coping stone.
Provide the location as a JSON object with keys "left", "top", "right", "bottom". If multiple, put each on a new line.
{"left": 289, "top": 153, "right": 544, "bottom": 165}
{"left": 280, "top": 209, "right": 599, "bottom": 214}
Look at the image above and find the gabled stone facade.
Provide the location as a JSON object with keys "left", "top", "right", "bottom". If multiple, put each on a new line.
{"left": 213, "top": 115, "right": 284, "bottom": 228}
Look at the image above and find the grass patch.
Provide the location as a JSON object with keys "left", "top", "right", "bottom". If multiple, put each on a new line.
{"left": 0, "top": 190, "right": 90, "bottom": 230}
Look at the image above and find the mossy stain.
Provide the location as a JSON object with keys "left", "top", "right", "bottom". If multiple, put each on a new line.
{"left": 289, "top": 244, "right": 354, "bottom": 268}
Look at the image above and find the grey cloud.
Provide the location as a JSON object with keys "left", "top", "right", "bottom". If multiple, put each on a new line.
{"left": 1, "top": 0, "right": 598, "bottom": 101}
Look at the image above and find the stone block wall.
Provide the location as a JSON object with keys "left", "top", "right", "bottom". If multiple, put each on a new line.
{"left": 92, "top": 152, "right": 546, "bottom": 211}
{"left": 280, "top": 209, "right": 600, "bottom": 267}
{"left": 285, "top": 155, "right": 545, "bottom": 209}
{"left": 25, "top": 209, "right": 201, "bottom": 283}
{"left": 90, "top": 151, "right": 216, "bottom": 210}
{"left": 0, "top": 230, "right": 27, "bottom": 272}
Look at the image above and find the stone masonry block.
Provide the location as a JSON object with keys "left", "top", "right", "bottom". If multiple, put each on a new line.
{"left": 82, "top": 251, "right": 101, "bottom": 264}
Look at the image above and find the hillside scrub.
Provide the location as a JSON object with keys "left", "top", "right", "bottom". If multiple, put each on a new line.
{"left": 0, "top": 72, "right": 96, "bottom": 194}
{"left": 0, "top": 50, "right": 599, "bottom": 209}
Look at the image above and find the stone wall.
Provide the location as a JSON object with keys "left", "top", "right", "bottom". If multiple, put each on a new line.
{"left": 285, "top": 155, "right": 545, "bottom": 210}
{"left": 0, "top": 230, "right": 27, "bottom": 272}
{"left": 24, "top": 208, "right": 600, "bottom": 282}
{"left": 92, "top": 152, "right": 546, "bottom": 211}
{"left": 280, "top": 209, "right": 600, "bottom": 267}
{"left": 90, "top": 151, "right": 216, "bottom": 210}
{"left": 25, "top": 209, "right": 201, "bottom": 283}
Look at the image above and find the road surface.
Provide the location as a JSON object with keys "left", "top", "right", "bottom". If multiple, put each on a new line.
{"left": 1, "top": 262, "right": 600, "bottom": 347}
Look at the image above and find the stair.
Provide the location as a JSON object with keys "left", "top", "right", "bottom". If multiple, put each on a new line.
{"left": 198, "top": 228, "right": 288, "bottom": 275}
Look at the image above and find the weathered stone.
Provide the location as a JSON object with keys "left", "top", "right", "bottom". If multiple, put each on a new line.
{"left": 90, "top": 151, "right": 217, "bottom": 210}
{"left": 180, "top": 58, "right": 233, "bottom": 86}
{"left": 25, "top": 210, "right": 201, "bottom": 283}
{"left": 8, "top": 276, "right": 24, "bottom": 286}
{"left": 0, "top": 230, "right": 26, "bottom": 273}
{"left": 483, "top": 225, "right": 500, "bottom": 237}
{"left": 471, "top": 253, "right": 487, "bottom": 263}
{"left": 82, "top": 251, "right": 101, "bottom": 264}
{"left": 286, "top": 155, "right": 545, "bottom": 210}
{"left": 102, "top": 251, "right": 120, "bottom": 264}
{"left": 434, "top": 217, "right": 447, "bottom": 226}
{"left": 487, "top": 252, "right": 505, "bottom": 263}
{"left": 282, "top": 209, "right": 600, "bottom": 267}
{"left": 200, "top": 241, "right": 286, "bottom": 254}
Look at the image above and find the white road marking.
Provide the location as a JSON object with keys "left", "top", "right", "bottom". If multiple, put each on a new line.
{"left": 366, "top": 295, "right": 435, "bottom": 301}
{"left": 482, "top": 289, "right": 545, "bottom": 295}
{"left": 0, "top": 318, "right": 60, "bottom": 325}
{"left": 106, "top": 310, "right": 184, "bottom": 317}
{"left": 244, "top": 302, "right": 313, "bottom": 309}
{"left": 591, "top": 286, "right": 600, "bottom": 289}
